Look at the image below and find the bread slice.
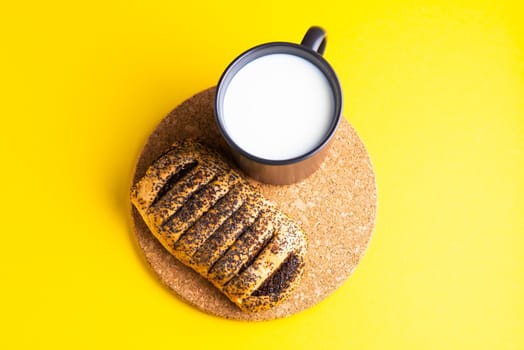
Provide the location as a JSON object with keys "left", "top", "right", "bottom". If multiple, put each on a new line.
{"left": 130, "top": 140, "right": 307, "bottom": 312}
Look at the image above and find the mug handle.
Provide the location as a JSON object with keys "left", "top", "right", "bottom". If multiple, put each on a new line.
{"left": 300, "top": 26, "right": 327, "bottom": 55}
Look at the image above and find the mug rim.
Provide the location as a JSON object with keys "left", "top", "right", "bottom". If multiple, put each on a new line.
{"left": 215, "top": 41, "right": 343, "bottom": 166}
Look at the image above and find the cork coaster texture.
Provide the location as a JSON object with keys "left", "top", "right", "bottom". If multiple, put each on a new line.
{"left": 131, "top": 87, "right": 377, "bottom": 321}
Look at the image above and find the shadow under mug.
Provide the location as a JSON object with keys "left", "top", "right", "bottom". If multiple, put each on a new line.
{"left": 215, "top": 26, "right": 343, "bottom": 185}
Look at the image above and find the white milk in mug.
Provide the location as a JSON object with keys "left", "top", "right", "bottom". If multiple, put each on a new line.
{"left": 221, "top": 53, "right": 335, "bottom": 161}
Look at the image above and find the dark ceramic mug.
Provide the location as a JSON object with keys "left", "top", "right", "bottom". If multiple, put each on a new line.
{"left": 215, "top": 26, "right": 342, "bottom": 185}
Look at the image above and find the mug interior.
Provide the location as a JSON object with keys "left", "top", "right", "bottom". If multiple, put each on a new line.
{"left": 215, "top": 43, "right": 342, "bottom": 166}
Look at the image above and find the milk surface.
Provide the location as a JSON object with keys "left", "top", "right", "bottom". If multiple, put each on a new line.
{"left": 222, "top": 53, "right": 334, "bottom": 161}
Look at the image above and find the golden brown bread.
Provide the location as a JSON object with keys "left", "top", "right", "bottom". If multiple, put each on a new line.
{"left": 130, "top": 140, "right": 307, "bottom": 312}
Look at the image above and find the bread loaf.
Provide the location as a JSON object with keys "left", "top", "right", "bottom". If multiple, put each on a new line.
{"left": 130, "top": 140, "right": 307, "bottom": 312}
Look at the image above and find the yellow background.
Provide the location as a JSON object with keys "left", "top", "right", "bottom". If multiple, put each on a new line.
{"left": 1, "top": 0, "right": 523, "bottom": 348}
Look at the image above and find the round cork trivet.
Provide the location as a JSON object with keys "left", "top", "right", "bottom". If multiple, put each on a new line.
{"left": 131, "top": 87, "right": 377, "bottom": 321}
